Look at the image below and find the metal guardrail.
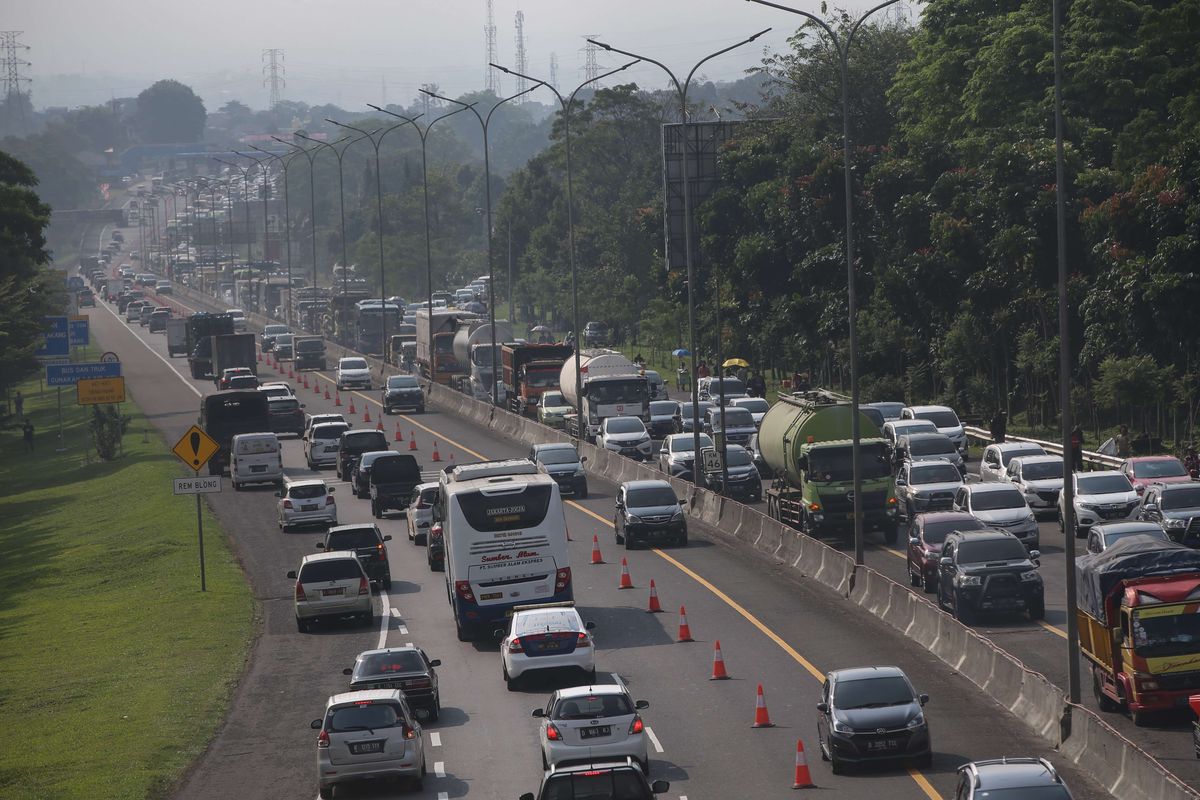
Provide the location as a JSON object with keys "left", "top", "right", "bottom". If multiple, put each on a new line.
{"left": 963, "top": 425, "right": 1124, "bottom": 469}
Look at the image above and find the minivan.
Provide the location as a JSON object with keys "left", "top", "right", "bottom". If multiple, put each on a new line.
{"left": 230, "top": 432, "right": 284, "bottom": 490}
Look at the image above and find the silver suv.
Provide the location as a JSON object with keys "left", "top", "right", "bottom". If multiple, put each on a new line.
{"left": 311, "top": 689, "right": 426, "bottom": 797}
{"left": 287, "top": 551, "right": 374, "bottom": 632}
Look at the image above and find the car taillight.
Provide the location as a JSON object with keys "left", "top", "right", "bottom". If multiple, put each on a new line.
{"left": 808, "top": 502, "right": 821, "bottom": 512}
{"left": 326, "top": 495, "right": 335, "bottom": 506}
{"left": 628, "top": 716, "right": 644, "bottom": 735}
{"left": 317, "top": 728, "right": 329, "bottom": 748}
{"left": 508, "top": 637, "right": 524, "bottom": 653}
{"left": 402, "top": 724, "right": 416, "bottom": 740}
{"left": 357, "top": 577, "right": 369, "bottom": 596}
{"left": 576, "top": 632, "right": 591, "bottom": 648}
{"left": 407, "top": 677, "right": 432, "bottom": 689}
{"left": 554, "top": 567, "right": 571, "bottom": 593}
{"left": 545, "top": 723, "right": 561, "bottom": 741}
{"left": 283, "top": 500, "right": 293, "bottom": 509}
{"left": 295, "top": 581, "right": 307, "bottom": 601}
{"left": 377, "top": 543, "right": 385, "bottom": 555}
{"left": 888, "top": 496, "right": 898, "bottom": 505}
{"left": 455, "top": 580, "right": 475, "bottom": 603}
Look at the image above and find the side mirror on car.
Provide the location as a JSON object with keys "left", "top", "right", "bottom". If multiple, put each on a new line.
{"left": 919, "top": 693, "right": 930, "bottom": 706}
{"left": 520, "top": 794, "right": 536, "bottom": 800}
{"left": 383, "top": 535, "right": 392, "bottom": 542}
{"left": 315, "top": 542, "right": 325, "bottom": 549}
{"left": 328, "top": 487, "right": 336, "bottom": 493}
{"left": 493, "top": 628, "right": 507, "bottom": 639}
{"left": 310, "top": 719, "right": 322, "bottom": 730}
{"left": 635, "top": 699, "right": 650, "bottom": 709}
{"left": 580, "top": 456, "right": 587, "bottom": 463}
{"left": 342, "top": 667, "right": 353, "bottom": 675}
{"left": 909, "top": 537, "right": 920, "bottom": 547}
{"left": 816, "top": 702, "right": 829, "bottom": 714}
{"left": 531, "top": 708, "right": 545, "bottom": 718}
{"left": 287, "top": 570, "right": 297, "bottom": 579}
{"left": 585, "top": 621, "right": 596, "bottom": 630}
{"left": 651, "top": 780, "right": 670, "bottom": 794}
{"left": 1030, "top": 550, "right": 1041, "bottom": 561}
{"left": 274, "top": 491, "right": 282, "bottom": 498}
{"left": 939, "top": 557, "right": 953, "bottom": 567}
{"left": 1143, "top": 503, "right": 1158, "bottom": 513}
{"left": 428, "top": 659, "right": 441, "bottom": 668}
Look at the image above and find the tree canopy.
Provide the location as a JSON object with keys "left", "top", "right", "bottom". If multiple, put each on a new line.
{"left": 135, "top": 79, "right": 206, "bottom": 143}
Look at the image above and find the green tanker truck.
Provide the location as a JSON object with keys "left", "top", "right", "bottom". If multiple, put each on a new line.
{"left": 760, "top": 390, "right": 899, "bottom": 542}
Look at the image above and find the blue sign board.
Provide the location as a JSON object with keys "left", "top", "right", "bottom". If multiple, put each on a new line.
{"left": 46, "top": 361, "right": 122, "bottom": 387}
{"left": 35, "top": 316, "right": 69, "bottom": 358}
{"left": 69, "top": 318, "right": 89, "bottom": 347}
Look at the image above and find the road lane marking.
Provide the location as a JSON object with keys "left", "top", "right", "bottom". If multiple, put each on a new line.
{"left": 434, "top": 761, "right": 446, "bottom": 778}
{"left": 644, "top": 725, "right": 664, "bottom": 753}
{"left": 96, "top": 299, "right": 202, "bottom": 397}
{"left": 399, "top": 625, "right": 409, "bottom": 635}
{"left": 377, "top": 592, "right": 391, "bottom": 649}
{"left": 430, "top": 731, "right": 442, "bottom": 747}
{"left": 438, "top": 793, "right": 449, "bottom": 800}
{"left": 1040, "top": 621, "right": 1067, "bottom": 639}
{"left": 405, "top": 641, "right": 413, "bottom": 647}
{"left": 391, "top": 607, "right": 402, "bottom": 617}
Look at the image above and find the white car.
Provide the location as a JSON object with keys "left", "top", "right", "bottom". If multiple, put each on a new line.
{"left": 597, "top": 416, "right": 654, "bottom": 461}
{"left": 953, "top": 483, "right": 1039, "bottom": 550}
{"left": 287, "top": 550, "right": 371, "bottom": 631}
{"left": 406, "top": 482, "right": 438, "bottom": 545}
{"left": 1059, "top": 470, "right": 1139, "bottom": 538}
{"left": 1006, "top": 455, "right": 1064, "bottom": 514}
{"left": 979, "top": 442, "right": 1047, "bottom": 483}
{"left": 227, "top": 307, "right": 247, "bottom": 332}
{"left": 336, "top": 357, "right": 372, "bottom": 391}
{"left": 533, "top": 679, "right": 650, "bottom": 773}
{"left": 305, "top": 413, "right": 346, "bottom": 437}
{"left": 277, "top": 479, "right": 338, "bottom": 532}
{"left": 501, "top": 603, "right": 596, "bottom": 689}
{"left": 311, "top": 689, "right": 425, "bottom": 796}
{"left": 305, "top": 422, "right": 350, "bottom": 468}
{"left": 729, "top": 396, "right": 770, "bottom": 427}
{"left": 258, "top": 382, "right": 295, "bottom": 400}
{"left": 901, "top": 404, "right": 966, "bottom": 454}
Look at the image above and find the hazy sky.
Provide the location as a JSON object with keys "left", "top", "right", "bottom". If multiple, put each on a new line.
{"left": 10, "top": 0, "right": 912, "bottom": 109}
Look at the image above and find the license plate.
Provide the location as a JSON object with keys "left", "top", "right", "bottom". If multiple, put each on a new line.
{"left": 580, "top": 725, "right": 612, "bottom": 739}
{"left": 302, "top": 505, "right": 318, "bottom": 511}
{"left": 350, "top": 741, "right": 383, "bottom": 755}
{"left": 480, "top": 592, "right": 502, "bottom": 601}
{"left": 540, "top": 642, "right": 562, "bottom": 651}
{"left": 322, "top": 587, "right": 344, "bottom": 596}
{"left": 251, "top": 465, "right": 266, "bottom": 472}
{"left": 866, "top": 739, "right": 896, "bottom": 751}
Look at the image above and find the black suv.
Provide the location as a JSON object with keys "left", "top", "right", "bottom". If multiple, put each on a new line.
{"left": 343, "top": 646, "right": 442, "bottom": 722}
{"left": 955, "top": 757, "right": 1074, "bottom": 799}
{"left": 337, "top": 429, "right": 390, "bottom": 481}
{"left": 369, "top": 453, "right": 423, "bottom": 519}
{"left": 382, "top": 373, "right": 425, "bottom": 414}
{"left": 530, "top": 442, "right": 588, "bottom": 498}
{"left": 936, "top": 530, "right": 1044, "bottom": 624}
{"left": 317, "top": 524, "right": 392, "bottom": 590}
{"left": 267, "top": 397, "right": 306, "bottom": 437}
{"left": 351, "top": 450, "right": 394, "bottom": 498}
{"left": 521, "top": 758, "right": 669, "bottom": 800}
{"left": 615, "top": 480, "right": 687, "bottom": 549}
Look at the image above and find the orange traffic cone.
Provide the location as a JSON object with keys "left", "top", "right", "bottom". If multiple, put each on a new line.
{"left": 363, "top": 408, "right": 371, "bottom": 423}
{"left": 376, "top": 420, "right": 384, "bottom": 431}
{"left": 324, "top": 387, "right": 330, "bottom": 400}
{"left": 710, "top": 640, "right": 730, "bottom": 680}
{"left": 314, "top": 380, "right": 321, "bottom": 394}
{"left": 408, "top": 436, "right": 417, "bottom": 451}
{"left": 752, "top": 684, "right": 775, "bottom": 728}
{"left": 792, "top": 739, "right": 815, "bottom": 789}
{"left": 591, "top": 535, "right": 604, "bottom": 565}
{"left": 394, "top": 423, "right": 403, "bottom": 442}
{"left": 431, "top": 441, "right": 441, "bottom": 462}
{"left": 302, "top": 374, "right": 309, "bottom": 388}
{"left": 618, "top": 557, "right": 634, "bottom": 589}
{"left": 677, "top": 606, "right": 694, "bottom": 642}
{"left": 348, "top": 399, "right": 357, "bottom": 414}
{"left": 646, "top": 580, "right": 663, "bottom": 613}
{"left": 335, "top": 393, "right": 342, "bottom": 407}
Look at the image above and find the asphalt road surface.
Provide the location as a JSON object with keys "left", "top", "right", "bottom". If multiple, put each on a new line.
{"left": 79, "top": 213, "right": 1120, "bottom": 800}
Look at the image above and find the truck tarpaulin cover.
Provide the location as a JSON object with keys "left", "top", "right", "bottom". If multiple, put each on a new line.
{"left": 1075, "top": 536, "right": 1200, "bottom": 621}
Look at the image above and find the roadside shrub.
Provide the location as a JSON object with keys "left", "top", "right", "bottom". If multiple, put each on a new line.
{"left": 89, "top": 404, "right": 129, "bottom": 460}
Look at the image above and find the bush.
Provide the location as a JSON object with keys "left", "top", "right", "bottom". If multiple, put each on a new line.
{"left": 88, "top": 404, "right": 129, "bottom": 460}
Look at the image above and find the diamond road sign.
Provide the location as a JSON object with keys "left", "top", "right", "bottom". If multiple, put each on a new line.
{"left": 46, "top": 361, "right": 122, "bottom": 387}
{"left": 171, "top": 425, "right": 221, "bottom": 472}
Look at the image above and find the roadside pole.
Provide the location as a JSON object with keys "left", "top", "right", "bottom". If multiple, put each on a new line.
{"left": 196, "top": 493, "right": 207, "bottom": 592}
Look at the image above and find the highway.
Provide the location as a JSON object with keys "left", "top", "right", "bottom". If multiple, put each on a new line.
{"left": 80, "top": 213, "right": 1115, "bottom": 799}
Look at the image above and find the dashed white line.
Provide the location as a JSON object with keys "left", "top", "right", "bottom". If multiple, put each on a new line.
{"left": 434, "top": 761, "right": 446, "bottom": 778}
{"left": 405, "top": 641, "right": 413, "bottom": 647}
{"left": 399, "top": 625, "right": 409, "bottom": 635}
{"left": 645, "top": 725, "right": 664, "bottom": 754}
{"left": 390, "top": 607, "right": 401, "bottom": 617}
{"left": 376, "top": 593, "right": 391, "bottom": 650}
{"left": 429, "top": 731, "right": 442, "bottom": 747}
{"left": 437, "top": 793, "right": 449, "bottom": 800}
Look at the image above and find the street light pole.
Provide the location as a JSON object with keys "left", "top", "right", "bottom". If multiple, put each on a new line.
{"left": 588, "top": 30, "right": 769, "bottom": 468}
{"left": 490, "top": 60, "right": 639, "bottom": 432}
{"left": 423, "top": 85, "right": 540, "bottom": 406}
{"left": 236, "top": 150, "right": 271, "bottom": 268}
{"left": 273, "top": 137, "right": 322, "bottom": 333}
{"left": 368, "top": 103, "right": 474, "bottom": 386}
{"left": 249, "top": 144, "right": 302, "bottom": 326}
{"left": 213, "top": 157, "right": 254, "bottom": 268}
{"left": 747, "top": 0, "right": 903, "bottom": 566}
{"left": 295, "top": 133, "right": 361, "bottom": 303}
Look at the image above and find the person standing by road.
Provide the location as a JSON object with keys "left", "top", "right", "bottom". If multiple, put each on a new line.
{"left": 676, "top": 360, "right": 687, "bottom": 392}
{"left": 1070, "top": 425, "right": 1085, "bottom": 473}
{"left": 990, "top": 410, "right": 1007, "bottom": 444}
{"left": 1114, "top": 425, "right": 1132, "bottom": 459}
{"left": 14, "top": 390, "right": 23, "bottom": 420}
{"left": 748, "top": 371, "right": 767, "bottom": 398}
{"left": 697, "top": 360, "right": 710, "bottom": 380}
{"left": 22, "top": 419, "right": 34, "bottom": 452}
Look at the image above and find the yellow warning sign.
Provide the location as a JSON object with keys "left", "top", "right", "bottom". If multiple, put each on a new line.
{"left": 172, "top": 425, "right": 221, "bottom": 472}
{"left": 77, "top": 376, "right": 126, "bottom": 405}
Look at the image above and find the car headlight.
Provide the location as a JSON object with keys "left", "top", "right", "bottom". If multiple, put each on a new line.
{"left": 955, "top": 574, "right": 981, "bottom": 587}
{"left": 906, "top": 713, "right": 925, "bottom": 729}
{"left": 831, "top": 719, "right": 854, "bottom": 734}
{"left": 1164, "top": 518, "right": 1187, "bottom": 529}
{"left": 574, "top": 468, "right": 585, "bottom": 477}
{"left": 671, "top": 507, "right": 684, "bottom": 520}
{"left": 1079, "top": 503, "right": 1100, "bottom": 512}
{"left": 1020, "top": 569, "right": 1041, "bottom": 582}
{"left": 626, "top": 514, "right": 643, "bottom": 525}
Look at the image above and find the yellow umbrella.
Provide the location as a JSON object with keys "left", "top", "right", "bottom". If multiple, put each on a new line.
{"left": 723, "top": 357, "right": 750, "bottom": 369}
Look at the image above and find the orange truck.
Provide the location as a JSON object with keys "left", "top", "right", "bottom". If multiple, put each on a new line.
{"left": 1076, "top": 536, "right": 1200, "bottom": 725}
{"left": 501, "top": 343, "right": 573, "bottom": 417}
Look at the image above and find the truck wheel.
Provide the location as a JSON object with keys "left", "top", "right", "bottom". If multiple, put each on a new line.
{"left": 1093, "top": 673, "right": 1120, "bottom": 712}
{"left": 883, "top": 525, "right": 899, "bottom": 545}
{"left": 909, "top": 568, "right": 921, "bottom": 587}
{"left": 1028, "top": 597, "right": 1045, "bottom": 620}
{"left": 1131, "top": 708, "right": 1151, "bottom": 727}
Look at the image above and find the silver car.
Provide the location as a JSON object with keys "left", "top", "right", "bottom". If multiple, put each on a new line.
{"left": 305, "top": 422, "right": 350, "bottom": 469}
{"left": 278, "top": 479, "right": 338, "bottom": 532}
{"left": 287, "top": 550, "right": 372, "bottom": 631}
{"left": 658, "top": 432, "right": 713, "bottom": 478}
{"left": 729, "top": 396, "right": 770, "bottom": 427}
{"left": 895, "top": 459, "right": 963, "bottom": 520}
{"left": 597, "top": 416, "right": 654, "bottom": 460}
{"left": 1006, "top": 455, "right": 1064, "bottom": 513}
{"left": 953, "top": 483, "right": 1039, "bottom": 551}
{"left": 979, "top": 442, "right": 1047, "bottom": 483}
{"left": 311, "top": 689, "right": 426, "bottom": 796}
{"left": 896, "top": 432, "right": 965, "bottom": 474}
{"left": 534, "top": 679, "right": 650, "bottom": 773}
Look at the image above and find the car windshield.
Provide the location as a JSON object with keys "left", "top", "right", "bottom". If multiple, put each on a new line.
{"left": 341, "top": 359, "right": 368, "bottom": 370}
{"left": 921, "top": 518, "right": 986, "bottom": 544}
{"left": 908, "top": 436, "right": 955, "bottom": 456}
{"left": 833, "top": 676, "right": 914, "bottom": 709}
{"left": 724, "top": 449, "right": 752, "bottom": 467}
{"left": 542, "top": 392, "right": 567, "bottom": 407}
{"left": 357, "top": 650, "right": 426, "bottom": 676}
{"left": 1022, "top": 461, "right": 1063, "bottom": 480}
{"left": 709, "top": 377, "right": 745, "bottom": 395}
{"left": 537, "top": 449, "right": 579, "bottom": 466}
{"left": 270, "top": 399, "right": 300, "bottom": 412}
{"left": 372, "top": 457, "right": 418, "bottom": 481}
{"left": 1137, "top": 459, "right": 1188, "bottom": 478}
{"left": 650, "top": 401, "right": 678, "bottom": 415}
{"left": 298, "top": 559, "right": 360, "bottom": 582}
{"left": 958, "top": 539, "right": 1028, "bottom": 563}
{"left": 910, "top": 465, "right": 962, "bottom": 485}
{"left": 328, "top": 528, "right": 379, "bottom": 548}
{"left": 680, "top": 403, "right": 713, "bottom": 417}
{"left": 626, "top": 486, "right": 678, "bottom": 508}
{"left": 916, "top": 410, "right": 960, "bottom": 428}
{"left": 1104, "top": 527, "right": 1167, "bottom": 547}
{"left": 891, "top": 421, "right": 936, "bottom": 438}
{"left": 737, "top": 398, "right": 770, "bottom": 413}
{"left": 972, "top": 489, "right": 1026, "bottom": 511}
{"left": 326, "top": 702, "right": 404, "bottom": 732}
{"left": 542, "top": 770, "right": 647, "bottom": 800}
{"left": 387, "top": 376, "right": 419, "bottom": 389}
{"left": 553, "top": 693, "right": 634, "bottom": 720}
{"left": 715, "top": 408, "right": 754, "bottom": 427}
{"left": 1001, "top": 446, "right": 1045, "bottom": 465}
{"left": 289, "top": 484, "right": 328, "bottom": 500}
{"left": 606, "top": 417, "right": 645, "bottom": 434}
{"left": 526, "top": 371, "right": 559, "bottom": 388}
{"left": 808, "top": 443, "right": 892, "bottom": 482}
{"left": 1078, "top": 475, "right": 1133, "bottom": 495}
{"left": 265, "top": 325, "right": 288, "bottom": 334}
{"left": 228, "top": 376, "right": 258, "bottom": 388}
{"left": 1162, "top": 487, "right": 1200, "bottom": 510}
{"left": 1131, "top": 608, "right": 1200, "bottom": 657}
{"left": 312, "top": 425, "right": 349, "bottom": 440}
{"left": 969, "top": 789, "right": 1071, "bottom": 800}
{"left": 670, "top": 435, "right": 713, "bottom": 453}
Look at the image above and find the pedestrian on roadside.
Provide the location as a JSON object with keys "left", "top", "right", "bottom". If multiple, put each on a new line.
{"left": 697, "top": 360, "right": 710, "bottom": 380}
{"left": 1070, "top": 425, "right": 1085, "bottom": 473}
{"left": 990, "top": 409, "right": 1007, "bottom": 444}
{"left": 676, "top": 360, "right": 687, "bottom": 391}
{"left": 748, "top": 371, "right": 767, "bottom": 398}
{"left": 14, "top": 390, "right": 23, "bottom": 420}
{"left": 22, "top": 419, "right": 34, "bottom": 452}
{"left": 1114, "top": 425, "right": 1132, "bottom": 459}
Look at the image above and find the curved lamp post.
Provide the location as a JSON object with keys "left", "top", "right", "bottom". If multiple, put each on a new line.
{"left": 249, "top": 144, "right": 303, "bottom": 326}
{"left": 294, "top": 132, "right": 363, "bottom": 301}
{"left": 272, "top": 136, "right": 323, "bottom": 333}
{"left": 213, "top": 158, "right": 255, "bottom": 267}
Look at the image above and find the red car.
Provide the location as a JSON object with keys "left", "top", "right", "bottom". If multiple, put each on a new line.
{"left": 1119, "top": 456, "right": 1192, "bottom": 495}
{"left": 905, "top": 511, "right": 986, "bottom": 593}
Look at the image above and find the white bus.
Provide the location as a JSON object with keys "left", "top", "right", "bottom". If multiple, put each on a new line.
{"left": 438, "top": 459, "right": 572, "bottom": 640}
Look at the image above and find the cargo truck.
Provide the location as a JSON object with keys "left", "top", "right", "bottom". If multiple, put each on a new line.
{"left": 452, "top": 319, "right": 513, "bottom": 401}
{"left": 502, "top": 343, "right": 574, "bottom": 417}
{"left": 186, "top": 312, "right": 236, "bottom": 378}
{"left": 199, "top": 390, "right": 270, "bottom": 476}
{"left": 210, "top": 333, "right": 258, "bottom": 386}
{"left": 558, "top": 349, "right": 649, "bottom": 442}
{"left": 166, "top": 318, "right": 189, "bottom": 357}
{"left": 293, "top": 335, "right": 326, "bottom": 371}
{"left": 1076, "top": 536, "right": 1200, "bottom": 725}
{"left": 416, "top": 309, "right": 479, "bottom": 385}
{"left": 760, "top": 389, "right": 898, "bottom": 542}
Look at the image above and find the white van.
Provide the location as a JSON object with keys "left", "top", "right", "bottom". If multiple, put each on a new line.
{"left": 438, "top": 459, "right": 571, "bottom": 641}
{"left": 230, "top": 432, "right": 283, "bottom": 490}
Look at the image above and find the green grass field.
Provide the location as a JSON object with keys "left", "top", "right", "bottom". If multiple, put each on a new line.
{"left": 0, "top": 379, "right": 253, "bottom": 799}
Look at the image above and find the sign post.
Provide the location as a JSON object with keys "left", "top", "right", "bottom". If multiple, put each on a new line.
{"left": 171, "top": 425, "right": 221, "bottom": 591}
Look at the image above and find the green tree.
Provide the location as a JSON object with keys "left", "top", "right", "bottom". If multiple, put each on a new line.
{"left": 135, "top": 79, "right": 206, "bottom": 143}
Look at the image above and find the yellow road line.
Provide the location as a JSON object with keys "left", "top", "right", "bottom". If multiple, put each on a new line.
{"left": 907, "top": 768, "right": 942, "bottom": 800}
{"left": 1040, "top": 621, "right": 1067, "bottom": 639}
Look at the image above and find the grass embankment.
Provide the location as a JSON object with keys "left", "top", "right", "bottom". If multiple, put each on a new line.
{"left": 0, "top": 378, "right": 253, "bottom": 799}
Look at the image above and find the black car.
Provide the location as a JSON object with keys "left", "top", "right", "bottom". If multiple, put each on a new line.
{"left": 266, "top": 397, "right": 306, "bottom": 437}
{"left": 936, "top": 529, "right": 1044, "bottom": 623}
{"left": 1137, "top": 482, "right": 1200, "bottom": 544}
{"left": 646, "top": 401, "right": 680, "bottom": 439}
{"left": 674, "top": 401, "right": 715, "bottom": 434}
{"left": 351, "top": 450, "right": 394, "bottom": 498}
{"left": 369, "top": 452, "right": 423, "bottom": 519}
{"left": 955, "top": 758, "right": 1074, "bottom": 799}
{"left": 382, "top": 374, "right": 425, "bottom": 414}
{"left": 816, "top": 666, "right": 931, "bottom": 774}
{"left": 530, "top": 442, "right": 588, "bottom": 498}
{"left": 317, "top": 523, "right": 392, "bottom": 589}
{"left": 521, "top": 758, "right": 668, "bottom": 800}
{"left": 698, "top": 444, "right": 762, "bottom": 501}
{"left": 337, "top": 429, "right": 390, "bottom": 481}
{"left": 614, "top": 480, "right": 687, "bottom": 549}
{"left": 344, "top": 646, "right": 442, "bottom": 721}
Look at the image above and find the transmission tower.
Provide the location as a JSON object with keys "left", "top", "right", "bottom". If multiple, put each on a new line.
{"left": 581, "top": 36, "right": 601, "bottom": 83}
{"left": 262, "top": 48, "right": 285, "bottom": 109}
{"left": 513, "top": 10, "right": 528, "bottom": 101}
{"left": 0, "top": 31, "right": 32, "bottom": 118}
{"left": 549, "top": 52, "right": 559, "bottom": 92}
{"left": 484, "top": 0, "right": 501, "bottom": 95}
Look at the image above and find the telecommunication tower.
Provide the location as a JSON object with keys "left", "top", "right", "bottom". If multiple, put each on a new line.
{"left": 581, "top": 36, "right": 600, "bottom": 83}
{"left": 513, "top": 10, "right": 528, "bottom": 101}
{"left": 0, "top": 32, "right": 32, "bottom": 113}
{"left": 262, "top": 48, "right": 286, "bottom": 109}
{"left": 485, "top": 0, "right": 501, "bottom": 95}
{"left": 549, "top": 52, "right": 559, "bottom": 92}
